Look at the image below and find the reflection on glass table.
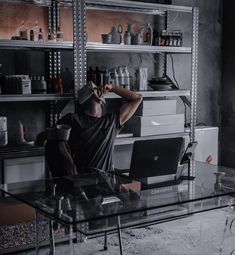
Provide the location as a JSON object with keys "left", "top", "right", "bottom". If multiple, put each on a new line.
{"left": 1, "top": 162, "right": 235, "bottom": 255}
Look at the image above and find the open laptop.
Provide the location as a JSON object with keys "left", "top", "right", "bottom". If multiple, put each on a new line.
{"left": 120, "top": 138, "right": 184, "bottom": 187}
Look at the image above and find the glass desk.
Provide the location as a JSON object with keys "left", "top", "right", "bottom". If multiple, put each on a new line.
{"left": 1, "top": 162, "right": 235, "bottom": 255}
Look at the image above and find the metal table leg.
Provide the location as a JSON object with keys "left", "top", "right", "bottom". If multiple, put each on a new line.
{"left": 49, "top": 220, "right": 55, "bottom": 255}
{"left": 69, "top": 225, "right": 73, "bottom": 255}
{"left": 117, "top": 215, "right": 123, "bottom": 255}
{"left": 219, "top": 201, "right": 235, "bottom": 255}
{"left": 35, "top": 211, "right": 39, "bottom": 255}
{"left": 104, "top": 217, "right": 108, "bottom": 250}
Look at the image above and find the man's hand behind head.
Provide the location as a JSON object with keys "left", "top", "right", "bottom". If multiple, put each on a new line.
{"left": 97, "top": 84, "right": 113, "bottom": 97}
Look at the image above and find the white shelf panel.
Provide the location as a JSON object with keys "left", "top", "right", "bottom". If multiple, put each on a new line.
{"left": 0, "top": 94, "right": 73, "bottom": 102}
{"left": 105, "top": 90, "right": 190, "bottom": 99}
{"left": 0, "top": 40, "right": 191, "bottom": 54}
{"left": 0, "top": 40, "right": 73, "bottom": 50}
{"left": 86, "top": 0, "right": 193, "bottom": 14}
{"left": 114, "top": 132, "right": 189, "bottom": 146}
{"left": 0, "top": 0, "right": 193, "bottom": 13}
{"left": 87, "top": 43, "right": 192, "bottom": 54}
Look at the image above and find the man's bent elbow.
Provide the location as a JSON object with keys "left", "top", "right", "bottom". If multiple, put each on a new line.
{"left": 135, "top": 94, "right": 143, "bottom": 105}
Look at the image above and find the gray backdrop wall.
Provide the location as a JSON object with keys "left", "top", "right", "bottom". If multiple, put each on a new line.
{"left": 221, "top": 1, "right": 235, "bottom": 167}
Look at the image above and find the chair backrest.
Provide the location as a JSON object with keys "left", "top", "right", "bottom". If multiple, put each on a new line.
{"left": 45, "top": 140, "right": 78, "bottom": 178}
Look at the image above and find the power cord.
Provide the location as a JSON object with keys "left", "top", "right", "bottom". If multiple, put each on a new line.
{"left": 169, "top": 54, "right": 188, "bottom": 126}
{"left": 147, "top": 53, "right": 189, "bottom": 126}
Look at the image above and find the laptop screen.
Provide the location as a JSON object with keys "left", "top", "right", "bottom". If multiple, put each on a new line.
{"left": 129, "top": 138, "right": 184, "bottom": 179}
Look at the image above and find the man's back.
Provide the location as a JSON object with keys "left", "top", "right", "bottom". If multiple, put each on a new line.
{"left": 58, "top": 112, "right": 121, "bottom": 173}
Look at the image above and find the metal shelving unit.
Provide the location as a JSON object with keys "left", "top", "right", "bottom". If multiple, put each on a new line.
{"left": 0, "top": 0, "right": 74, "bottom": 161}
{"left": 72, "top": 0, "right": 199, "bottom": 176}
{"left": 0, "top": 0, "right": 198, "bottom": 176}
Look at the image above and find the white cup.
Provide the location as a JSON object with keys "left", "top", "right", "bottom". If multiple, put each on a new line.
{"left": 56, "top": 124, "right": 71, "bottom": 141}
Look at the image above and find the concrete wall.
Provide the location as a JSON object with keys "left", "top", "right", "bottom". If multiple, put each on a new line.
{"left": 171, "top": 0, "right": 222, "bottom": 127}
{"left": 221, "top": 1, "right": 235, "bottom": 167}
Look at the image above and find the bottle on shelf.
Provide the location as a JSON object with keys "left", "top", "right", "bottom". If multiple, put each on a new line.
{"left": 17, "top": 21, "right": 28, "bottom": 40}
{"left": 141, "top": 22, "right": 153, "bottom": 46}
{"left": 123, "top": 66, "right": 130, "bottom": 90}
{"left": 48, "top": 28, "right": 56, "bottom": 42}
{"left": 135, "top": 67, "right": 148, "bottom": 91}
{"left": 31, "top": 76, "right": 46, "bottom": 94}
{"left": 30, "top": 30, "right": 34, "bottom": 41}
{"left": 127, "top": 23, "right": 135, "bottom": 45}
{"left": 118, "top": 66, "right": 125, "bottom": 87}
{"left": 55, "top": 76, "right": 63, "bottom": 94}
{"left": 40, "top": 76, "right": 47, "bottom": 94}
{"left": 110, "top": 26, "right": 121, "bottom": 44}
{"left": 47, "top": 77, "right": 55, "bottom": 94}
{"left": 31, "top": 76, "right": 36, "bottom": 94}
{"left": 38, "top": 28, "right": 44, "bottom": 42}
{"left": 56, "top": 27, "right": 64, "bottom": 42}
{"left": 32, "top": 21, "right": 40, "bottom": 42}
{"left": 113, "top": 68, "right": 119, "bottom": 86}
{"left": 103, "top": 69, "right": 111, "bottom": 85}
{"left": 124, "top": 31, "right": 131, "bottom": 45}
{"left": 95, "top": 66, "right": 102, "bottom": 86}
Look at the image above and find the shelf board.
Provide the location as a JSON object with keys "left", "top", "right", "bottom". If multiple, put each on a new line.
{"left": 0, "top": 143, "right": 44, "bottom": 160}
{"left": 0, "top": 0, "right": 193, "bottom": 14}
{"left": 87, "top": 43, "right": 192, "bottom": 54}
{"left": 86, "top": 0, "right": 193, "bottom": 14}
{"left": 0, "top": 94, "right": 73, "bottom": 102}
{"left": 114, "top": 132, "right": 189, "bottom": 146}
{"left": 0, "top": 40, "right": 73, "bottom": 50}
{"left": 0, "top": 40, "right": 191, "bottom": 54}
{"left": 105, "top": 90, "right": 190, "bottom": 99}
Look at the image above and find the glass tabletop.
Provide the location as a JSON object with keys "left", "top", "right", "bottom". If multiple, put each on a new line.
{"left": 1, "top": 162, "right": 235, "bottom": 231}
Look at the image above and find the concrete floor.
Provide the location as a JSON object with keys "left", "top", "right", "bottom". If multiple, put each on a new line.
{"left": 19, "top": 208, "right": 235, "bottom": 255}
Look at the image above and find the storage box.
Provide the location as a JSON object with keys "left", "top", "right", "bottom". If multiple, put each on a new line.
{"left": 4, "top": 156, "right": 45, "bottom": 184}
{"left": 128, "top": 114, "right": 184, "bottom": 136}
{"left": 185, "top": 126, "right": 218, "bottom": 165}
{"left": 5, "top": 75, "right": 31, "bottom": 94}
{"left": 135, "top": 99, "right": 177, "bottom": 116}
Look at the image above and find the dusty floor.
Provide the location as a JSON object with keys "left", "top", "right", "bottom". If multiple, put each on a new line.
{"left": 19, "top": 208, "right": 235, "bottom": 255}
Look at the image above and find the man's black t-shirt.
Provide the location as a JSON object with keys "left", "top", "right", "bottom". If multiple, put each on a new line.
{"left": 58, "top": 112, "right": 121, "bottom": 173}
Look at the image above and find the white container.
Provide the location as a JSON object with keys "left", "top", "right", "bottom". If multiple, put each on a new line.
{"left": 56, "top": 124, "right": 71, "bottom": 141}
{"left": 135, "top": 99, "right": 177, "bottom": 116}
{"left": 136, "top": 67, "right": 148, "bottom": 91}
{"left": 0, "top": 116, "right": 7, "bottom": 146}
{"left": 128, "top": 114, "right": 184, "bottom": 136}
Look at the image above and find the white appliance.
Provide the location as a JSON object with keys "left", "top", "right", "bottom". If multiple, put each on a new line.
{"left": 185, "top": 126, "right": 218, "bottom": 165}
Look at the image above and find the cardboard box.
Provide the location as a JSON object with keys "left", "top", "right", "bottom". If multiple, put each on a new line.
{"left": 128, "top": 114, "right": 185, "bottom": 137}
{"left": 135, "top": 99, "right": 177, "bottom": 116}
